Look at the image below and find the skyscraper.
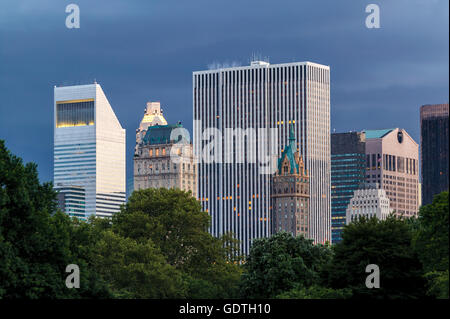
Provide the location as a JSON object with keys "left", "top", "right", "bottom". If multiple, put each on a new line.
{"left": 53, "top": 83, "right": 126, "bottom": 218}
{"left": 331, "top": 132, "right": 366, "bottom": 243}
{"left": 420, "top": 103, "right": 449, "bottom": 206}
{"left": 193, "top": 60, "right": 331, "bottom": 254}
{"left": 364, "top": 128, "right": 419, "bottom": 217}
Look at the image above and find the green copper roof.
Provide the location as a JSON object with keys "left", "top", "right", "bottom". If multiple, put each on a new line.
{"left": 363, "top": 128, "right": 394, "bottom": 139}
{"left": 277, "top": 124, "right": 299, "bottom": 174}
{"left": 142, "top": 124, "right": 189, "bottom": 145}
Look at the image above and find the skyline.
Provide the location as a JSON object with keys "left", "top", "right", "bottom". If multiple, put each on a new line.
{"left": 0, "top": 0, "right": 449, "bottom": 184}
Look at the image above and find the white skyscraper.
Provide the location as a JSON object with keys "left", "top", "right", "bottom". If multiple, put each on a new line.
{"left": 193, "top": 61, "right": 331, "bottom": 254}
{"left": 53, "top": 83, "right": 126, "bottom": 218}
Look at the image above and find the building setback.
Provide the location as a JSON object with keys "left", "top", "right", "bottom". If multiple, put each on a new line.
{"left": 346, "top": 183, "right": 392, "bottom": 224}
{"left": 193, "top": 60, "right": 331, "bottom": 254}
{"left": 272, "top": 125, "right": 310, "bottom": 237}
{"left": 331, "top": 132, "right": 366, "bottom": 244}
{"left": 53, "top": 83, "right": 126, "bottom": 218}
{"left": 420, "top": 103, "right": 449, "bottom": 206}
{"left": 364, "top": 128, "right": 419, "bottom": 218}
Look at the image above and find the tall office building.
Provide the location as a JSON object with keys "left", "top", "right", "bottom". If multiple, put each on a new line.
{"left": 364, "top": 128, "right": 419, "bottom": 217}
{"left": 420, "top": 103, "right": 449, "bottom": 206}
{"left": 331, "top": 132, "right": 366, "bottom": 243}
{"left": 271, "top": 125, "right": 310, "bottom": 237}
{"left": 55, "top": 186, "right": 86, "bottom": 219}
{"left": 54, "top": 83, "right": 126, "bottom": 218}
{"left": 193, "top": 60, "right": 331, "bottom": 254}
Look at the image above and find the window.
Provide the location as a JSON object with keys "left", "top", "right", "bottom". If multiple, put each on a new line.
{"left": 56, "top": 100, "right": 94, "bottom": 128}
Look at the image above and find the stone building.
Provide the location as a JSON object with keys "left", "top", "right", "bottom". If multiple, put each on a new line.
{"left": 134, "top": 103, "right": 197, "bottom": 197}
{"left": 271, "top": 126, "right": 310, "bottom": 237}
{"left": 135, "top": 102, "right": 167, "bottom": 154}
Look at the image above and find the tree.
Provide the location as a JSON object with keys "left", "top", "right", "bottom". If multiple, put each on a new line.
{"left": 327, "top": 216, "right": 426, "bottom": 299}
{"left": 91, "top": 230, "right": 186, "bottom": 298}
{"left": 109, "top": 187, "right": 242, "bottom": 298}
{"left": 276, "top": 285, "right": 352, "bottom": 299}
{"left": 412, "top": 191, "right": 449, "bottom": 298}
{"left": 0, "top": 140, "right": 110, "bottom": 298}
{"left": 240, "top": 232, "right": 332, "bottom": 298}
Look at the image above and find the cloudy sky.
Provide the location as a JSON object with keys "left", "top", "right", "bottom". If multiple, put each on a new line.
{"left": 0, "top": 0, "right": 448, "bottom": 184}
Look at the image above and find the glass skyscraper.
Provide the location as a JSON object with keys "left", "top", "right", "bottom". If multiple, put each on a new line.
{"left": 420, "top": 103, "right": 449, "bottom": 205}
{"left": 331, "top": 132, "right": 366, "bottom": 243}
{"left": 193, "top": 61, "right": 331, "bottom": 254}
{"left": 53, "top": 83, "right": 126, "bottom": 218}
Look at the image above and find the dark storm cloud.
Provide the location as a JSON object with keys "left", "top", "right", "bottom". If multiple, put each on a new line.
{"left": 0, "top": 0, "right": 448, "bottom": 183}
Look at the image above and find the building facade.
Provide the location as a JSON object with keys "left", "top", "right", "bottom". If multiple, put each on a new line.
{"left": 364, "top": 128, "right": 419, "bottom": 218}
{"left": 54, "top": 83, "right": 126, "bottom": 218}
{"left": 420, "top": 103, "right": 449, "bottom": 205}
{"left": 55, "top": 186, "right": 86, "bottom": 219}
{"left": 272, "top": 126, "right": 310, "bottom": 237}
{"left": 346, "top": 183, "right": 392, "bottom": 224}
{"left": 134, "top": 104, "right": 197, "bottom": 197}
{"left": 193, "top": 60, "right": 331, "bottom": 254}
{"left": 331, "top": 132, "right": 366, "bottom": 244}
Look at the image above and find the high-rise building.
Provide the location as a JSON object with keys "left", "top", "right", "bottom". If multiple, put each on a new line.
{"left": 346, "top": 183, "right": 392, "bottom": 224}
{"left": 420, "top": 103, "right": 449, "bottom": 206}
{"left": 364, "top": 128, "right": 419, "bottom": 217}
{"left": 271, "top": 125, "right": 310, "bottom": 237}
{"left": 55, "top": 186, "right": 86, "bottom": 219}
{"left": 134, "top": 103, "right": 197, "bottom": 197}
{"left": 331, "top": 132, "right": 366, "bottom": 243}
{"left": 193, "top": 60, "right": 331, "bottom": 254}
{"left": 53, "top": 83, "right": 126, "bottom": 218}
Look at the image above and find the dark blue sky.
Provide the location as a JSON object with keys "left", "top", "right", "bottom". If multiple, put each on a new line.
{"left": 0, "top": 0, "right": 448, "bottom": 184}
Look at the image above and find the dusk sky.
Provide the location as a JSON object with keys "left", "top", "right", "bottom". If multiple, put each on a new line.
{"left": 0, "top": 0, "right": 448, "bottom": 184}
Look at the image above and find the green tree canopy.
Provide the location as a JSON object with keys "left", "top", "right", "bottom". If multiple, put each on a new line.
{"left": 240, "top": 232, "right": 332, "bottom": 298}
{"left": 412, "top": 191, "right": 449, "bottom": 298}
{"left": 327, "top": 216, "right": 426, "bottom": 299}
{"left": 0, "top": 140, "right": 110, "bottom": 298}
{"left": 105, "top": 187, "right": 242, "bottom": 298}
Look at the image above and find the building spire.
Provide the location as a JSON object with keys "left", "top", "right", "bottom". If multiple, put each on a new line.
{"left": 289, "top": 123, "right": 296, "bottom": 147}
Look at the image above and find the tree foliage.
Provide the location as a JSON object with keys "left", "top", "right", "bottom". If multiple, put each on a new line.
{"left": 0, "top": 140, "right": 110, "bottom": 298}
{"left": 276, "top": 285, "right": 352, "bottom": 299}
{"left": 240, "top": 232, "right": 332, "bottom": 298}
{"left": 412, "top": 191, "right": 449, "bottom": 298}
{"left": 326, "top": 216, "right": 426, "bottom": 299}
{"left": 109, "top": 188, "right": 243, "bottom": 298}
